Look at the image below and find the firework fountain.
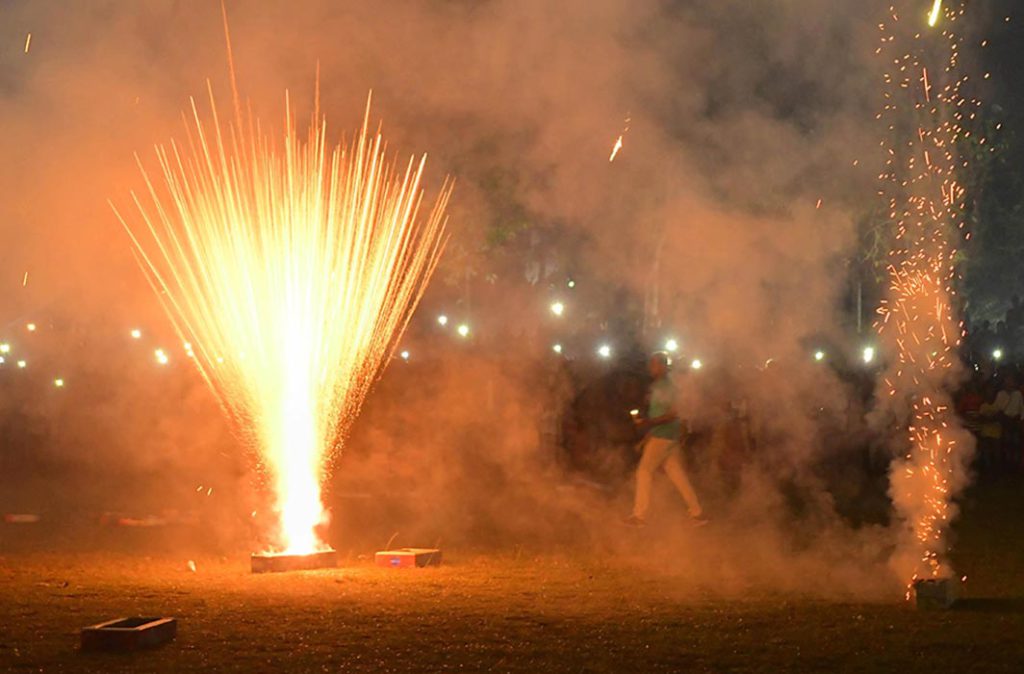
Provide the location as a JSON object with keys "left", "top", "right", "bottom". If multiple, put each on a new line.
{"left": 874, "top": 0, "right": 980, "bottom": 597}
{"left": 114, "top": 78, "right": 451, "bottom": 555}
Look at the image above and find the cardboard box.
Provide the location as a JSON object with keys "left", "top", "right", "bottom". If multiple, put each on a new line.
{"left": 375, "top": 548, "right": 442, "bottom": 568}
{"left": 913, "top": 578, "right": 958, "bottom": 610}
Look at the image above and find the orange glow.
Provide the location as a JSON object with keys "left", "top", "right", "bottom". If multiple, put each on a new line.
{"left": 116, "top": 85, "right": 450, "bottom": 554}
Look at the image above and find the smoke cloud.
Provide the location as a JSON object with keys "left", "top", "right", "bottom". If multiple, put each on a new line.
{"left": 0, "top": 0, "right": 918, "bottom": 596}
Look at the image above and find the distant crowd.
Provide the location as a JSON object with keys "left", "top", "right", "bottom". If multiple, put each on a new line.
{"left": 956, "top": 363, "right": 1024, "bottom": 475}
{"left": 959, "top": 302, "right": 1024, "bottom": 475}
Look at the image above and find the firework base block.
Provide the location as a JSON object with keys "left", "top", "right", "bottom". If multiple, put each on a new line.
{"left": 375, "top": 548, "right": 442, "bottom": 568}
{"left": 913, "top": 578, "right": 958, "bottom": 610}
{"left": 250, "top": 550, "right": 337, "bottom": 574}
{"left": 81, "top": 617, "right": 177, "bottom": 652}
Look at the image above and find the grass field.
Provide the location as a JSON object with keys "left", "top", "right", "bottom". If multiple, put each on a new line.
{"left": 1, "top": 482, "right": 1022, "bottom": 673}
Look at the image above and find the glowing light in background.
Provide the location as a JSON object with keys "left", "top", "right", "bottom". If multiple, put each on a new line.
{"left": 130, "top": 329, "right": 142, "bottom": 340}
{"left": 552, "top": 343, "right": 563, "bottom": 355}
{"left": 567, "top": 279, "right": 576, "bottom": 289}
{"left": 992, "top": 348, "right": 1003, "bottom": 362}
{"left": 862, "top": 346, "right": 876, "bottom": 364}
{"left": 0, "top": 343, "right": 9, "bottom": 354}
{"left": 814, "top": 350, "right": 826, "bottom": 362}
{"left": 16, "top": 360, "right": 26, "bottom": 369}
{"left": 690, "top": 359, "right": 703, "bottom": 370}
{"left": 26, "top": 323, "right": 36, "bottom": 332}
{"left": 399, "top": 350, "right": 410, "bottom": 361}
{"left": 550, "top": 301, "right": 565, "bottom": 317}
{"left": 664, "top": 338, "right": 679, "bottom": 353}
{"left": 54, "top": 378, "right": 64, "bottom": 388}
{"left": 457, "top": 324, "right": 470, "bottom": 338}
{"left": 154, "top": 349, "right": 169, "bottom": 366}
{"left": 116, "top": 87, "right": 451, "bottom": 553}
{"left": 597, "top": 344, "right": 612, "bottom": 359}
{"left": 437, "top": 314, "right": 449, "bottom": 326}
{"left": 928, "top": 0, "right": 943, "bottom": 27}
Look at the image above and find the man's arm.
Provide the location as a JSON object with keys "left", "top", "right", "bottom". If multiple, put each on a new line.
{"left": 635, "top": 407, "right": 679, "bottom": 429}
{"left": 647, "top": 409, "right": 679, "bottom": 426}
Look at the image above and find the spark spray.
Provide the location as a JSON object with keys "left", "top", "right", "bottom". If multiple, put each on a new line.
{"left": 115, "top": 82, "right": 450, "bottom": 554}
{"left": 874, "top": 1, "right": 979, "bottom": 595}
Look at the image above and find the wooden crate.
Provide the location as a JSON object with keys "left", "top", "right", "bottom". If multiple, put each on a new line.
{"left": 81, "top": 617, "right": 177, "bottom": 651}
{"left": 250, "top": 550, "right": 337, "bottom": 573}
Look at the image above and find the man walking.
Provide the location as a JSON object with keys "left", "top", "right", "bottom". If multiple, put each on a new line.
{"left": 625, "top": 352, "right": 706, "bottom": 527}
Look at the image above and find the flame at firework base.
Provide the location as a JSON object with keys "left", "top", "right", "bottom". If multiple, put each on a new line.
{"left": 270, "top": 390, "right": 326, "bottom": 554}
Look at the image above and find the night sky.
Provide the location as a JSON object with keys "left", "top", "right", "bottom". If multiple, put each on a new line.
{"left": 983, "top": 1, "right": 1024, "bottom": 158}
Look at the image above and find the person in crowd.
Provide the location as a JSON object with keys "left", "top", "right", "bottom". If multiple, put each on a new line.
{"left": 958, "top": 379, "right": 984, "bottom": 416}
{"left": 624, "top": 352, "right": 707, "bottom": 527}
{"left": 974, "top": 377, "right": 1002, "bottom": 470}
{"left": 980, "top": 369, "right": 1022, "bottom": 469}
{"left": 957, "top": 378, "right": 985, "bottom": 438}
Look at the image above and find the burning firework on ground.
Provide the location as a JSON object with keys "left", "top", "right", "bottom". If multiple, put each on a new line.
{"left": 874, "top": 0, "right": 981, "bottom": 592}
{"left": 115, "top": 76, "right": 451, "bottom": 554}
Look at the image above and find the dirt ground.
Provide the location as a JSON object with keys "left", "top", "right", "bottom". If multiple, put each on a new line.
{"left": 1, "top": 484, "right": 1023, "bottom": 673}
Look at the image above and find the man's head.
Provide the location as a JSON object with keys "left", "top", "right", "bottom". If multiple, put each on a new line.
{"left": 648, "top": 351, "right": 671, "bottom": 379}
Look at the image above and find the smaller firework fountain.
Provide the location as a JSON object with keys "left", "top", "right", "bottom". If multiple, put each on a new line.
{"left": 874, "top": 0, "right": 980, "bottom": 599}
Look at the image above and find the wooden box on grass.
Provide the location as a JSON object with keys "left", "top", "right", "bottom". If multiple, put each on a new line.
{"left": 81, "top": 617, "right": 177, "bottom": 651}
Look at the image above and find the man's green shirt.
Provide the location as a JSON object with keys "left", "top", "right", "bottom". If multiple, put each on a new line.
{"left": 647, "top": 377, "right": 681, "bottom": 440}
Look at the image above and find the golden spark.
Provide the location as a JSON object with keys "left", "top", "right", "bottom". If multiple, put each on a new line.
{"left": 609, "top": 135, "right": 624, "bottom": 162}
